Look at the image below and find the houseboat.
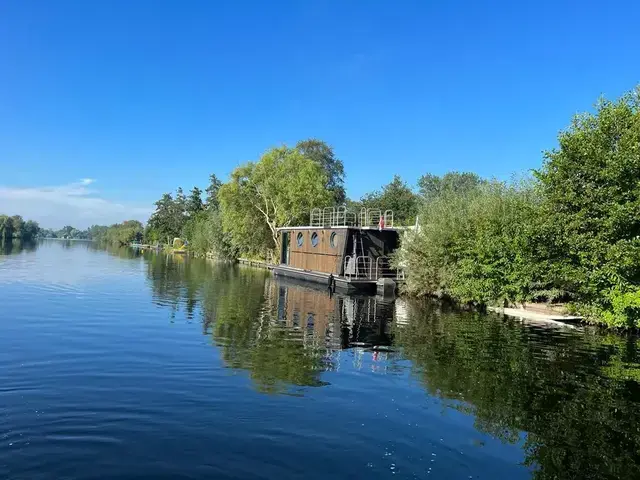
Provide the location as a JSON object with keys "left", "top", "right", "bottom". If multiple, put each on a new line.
{"left": 273, "top": 207, "right": 405, "bottom": 294}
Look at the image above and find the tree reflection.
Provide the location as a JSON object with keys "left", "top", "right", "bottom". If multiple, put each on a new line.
{"left": 143, "top": 254, "right": 330, "bottom": 393}
{"left": 393, "top": 299, "right": 640, "bottom": 479}
{"left": 207, "top": 273, "right": 330, "bottom": 394}
{"left": 1, "top": 239, "right": 38, "bottom": 255}
{"left": 101, "top": 247, "right": 640, "bottom": 476}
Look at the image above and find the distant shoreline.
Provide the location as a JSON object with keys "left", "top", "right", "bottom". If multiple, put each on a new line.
{"left": 40, "top": 237, "right": 94, "bottom": 242}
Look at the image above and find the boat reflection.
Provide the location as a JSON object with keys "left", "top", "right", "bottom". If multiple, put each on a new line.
{"left": 271, "top": 276, "right": 395, "bottom": 351}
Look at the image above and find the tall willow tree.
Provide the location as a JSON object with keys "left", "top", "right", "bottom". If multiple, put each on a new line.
{"left": 218, "top": 146, "right": 332, "bottom": 257}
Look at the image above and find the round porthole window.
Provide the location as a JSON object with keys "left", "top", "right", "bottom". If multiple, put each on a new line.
{"left": 329, "top": 232, "right": 337, "bottom": 248}
{"left": 311, "top": 232, "right": 319, "bottom": 247}
{"left": 296, "top": 232, "right": 304, "bottom": 247}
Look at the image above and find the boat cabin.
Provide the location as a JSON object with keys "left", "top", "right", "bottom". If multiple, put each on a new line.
{"left": 273, "top": 207, "right": 405, "bottom": 294}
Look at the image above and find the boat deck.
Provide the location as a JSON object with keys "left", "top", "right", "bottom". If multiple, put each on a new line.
{"left": 272, "top": 264, "right": 403, "bottom": 294}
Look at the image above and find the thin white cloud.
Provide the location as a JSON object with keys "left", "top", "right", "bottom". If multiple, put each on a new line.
{"left": 0, "top": 179, "right": 153, "bottom": 229}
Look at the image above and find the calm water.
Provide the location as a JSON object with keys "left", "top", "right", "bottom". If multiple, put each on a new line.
{"left": 2, "top": 241, "right": 640, "bottom": 479}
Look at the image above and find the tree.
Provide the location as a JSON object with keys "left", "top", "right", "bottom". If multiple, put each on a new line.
{"left": 187, "top": 187, "right": 204, "bottom": 215}
{"left": 360, "top": 175, "right": 419, "bottom": 225}
{"left": 418, "top": 172, "right": 486, "bottom": 201}
{"left": 534, "top": 86, "right": 640, "bottom": 327}
{"left": 182, "top": 209, "right": 237, "bottom": 259}
{"left": 205, "top": 174, "right": 223, "bottom": 210}
{"left": 23, "top": 220, "right": 40, "bottom": 240}
{"left": 59, "top": 225, "right": 75, "bottom": 239}
{"left": 88, "top": 220, "right": 143, "bottom": 246}
{"left": 0, "top": 215, "right": 39, "bottom": 241}
{"left": 218, "top": 146, "right": 332, "bottom": 256}
{"left": 38, "top": 228, "right": 57, "bottom": 239}
{"left": 296, "top": 139, "right": 346, "bottom": 205}
{"left": 10, "top": 215, "right": 24, "bottom": 239}
{"left": 147, "top": 193, "right": 182, "bottom": 243}
{"left": 0, "top": 215, "right": 14, "bottom": 242}
{"left": 175, "top": 187, "right": 187, "bottom": 216}
{"left": 88, "top": 225, "right": 108, "bottom": 241}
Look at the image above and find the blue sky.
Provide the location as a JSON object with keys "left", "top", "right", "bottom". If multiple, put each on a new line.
{"left": 1, "top": 0, "right": 639, "bottom": 228}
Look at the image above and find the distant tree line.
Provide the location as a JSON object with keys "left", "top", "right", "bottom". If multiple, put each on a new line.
{"left": 89, "top": 221, "right": 144, "bottom": 246}
{"left": 38, "top": 225, "right": 91, "bottom": 240}
{"left": 37, "top": 222, "right": 144, "bottom": 246}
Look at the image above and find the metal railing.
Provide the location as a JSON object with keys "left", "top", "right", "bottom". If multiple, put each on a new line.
{"left": 359, "top": 208, "right": 394, "bottom": 228}
{"left": 343, "top": 255, "right": 373, "bottom": 279}
{"left": 375, "top": 256, "right": 405, "bottom": 280}
{"left": 310, "top": 207, "right": 395, "bottom": 228}
{"left": 310, "top": 207, "right": 358, "bottom": 227}
{"left": 343, "top": 255, "right": 405, "bottom": 281}
{"left": 334, "top": 206, "right": 358, "bottom": 226}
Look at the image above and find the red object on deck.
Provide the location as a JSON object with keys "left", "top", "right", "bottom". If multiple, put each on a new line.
{"left": 378, "top": 216, "right": 385, "bottom": 230}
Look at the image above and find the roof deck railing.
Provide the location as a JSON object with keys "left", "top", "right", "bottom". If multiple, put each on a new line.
{"left": 359, "top": 208, "right": 394, "bottom": 228}
{"left": 309, "top": 207, "right": 394, "bottom": 228}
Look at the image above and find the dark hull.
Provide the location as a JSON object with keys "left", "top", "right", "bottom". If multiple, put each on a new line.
{"left": 272, "top": 265, "right": 376, "bottom": 295}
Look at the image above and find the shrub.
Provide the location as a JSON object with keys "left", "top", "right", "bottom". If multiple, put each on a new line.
{"left": 400, "top": 180, "right": 545, "bottom": 306}
{"left": 182, "top": 210, "right": 237, "bottom": 260}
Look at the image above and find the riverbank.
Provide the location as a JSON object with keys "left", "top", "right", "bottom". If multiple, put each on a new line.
{"left": 203, "top": 254, "right": 584, "bottom": 328}
{"left": 487, "top": 306, "right": 582, "bottom": 328}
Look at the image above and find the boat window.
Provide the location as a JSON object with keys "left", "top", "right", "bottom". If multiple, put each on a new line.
{"left": 296, "top": 232, "right": 304, "bottom": 247}
{"left": 330, "top": 232, "right": 337, "bottom": 248}
{"left": 311, "top": 232, "right": 319, "bottom": 247}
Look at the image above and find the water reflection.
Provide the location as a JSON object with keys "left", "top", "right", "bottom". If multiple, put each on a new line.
{"left": 394, "top": 299, "right": 640, "bottom": 479}
{"left": 0, "top": 239, "right": 37, "bottom": 255}
{"left": 132, "top": 250, "right": 399, "bottom": 393}
{"left": 101, "top": 247, "right": 640, "bottom": 478}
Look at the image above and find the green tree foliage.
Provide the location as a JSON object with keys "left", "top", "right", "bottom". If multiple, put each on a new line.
{"left": 218, "top": 146, "right": 332, "bottom": 256}
{"left": 360, "top": 175, "right": 419, "bottom": 225}
{"left": 535, "top": 87, "right": 640, "bottom": 326}
{"left": 55, "top": 225, "right": 92, "bottom": 239}
{"left": 205, "top": 174, "right": 223, "bottom": 210}
{"left": 37, "top": 228, "right": 56, "bottom": 239}
{"left": 418, "top": 171, "right": 486, "bottom": 200}
{"left": 399, "top": 86, "right": 640, "bottom": 327}
{"left": 88, "top": 225, "right": 108, "bottom": 240}
{"left": 0, "top": 215, "right": 40, "bottom": 242}
{"left": 182, "top": 210, "right": 237, "bottom": 259}
{"left": 187, "top": 187, "right": 204, "bottom": 215}
{"left": 180, "top": 176, "right": 236, "bottom": 258}
{"left": 10, "top": 215, "right": 24, "bottom": 239}
{"left": 399, "top": 179, "right": 545, "bottom": 305}
{"left": 175, "top": 187, "right": 187, "bottom": 217}
{"left": 147, "top": 192, "right": 185, "bottom": 244}
{"left": 23, "top": 220, "right": 40, "bottom": 240}
{"left": 36, "top": 225, "right": 94, "bottom": 240}
{"left": 92, "top": 220, "right": 144, "bottom": 246}
{"left": 295, "top": 138, "right": 346, "bottom": 205}
{"left": 0, "top": 215, "right": 15, "bottom": 242}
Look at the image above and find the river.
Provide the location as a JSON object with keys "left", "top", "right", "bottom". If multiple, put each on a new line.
{"left": 1, "top": 240, "right": 640, "bottom": 479}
